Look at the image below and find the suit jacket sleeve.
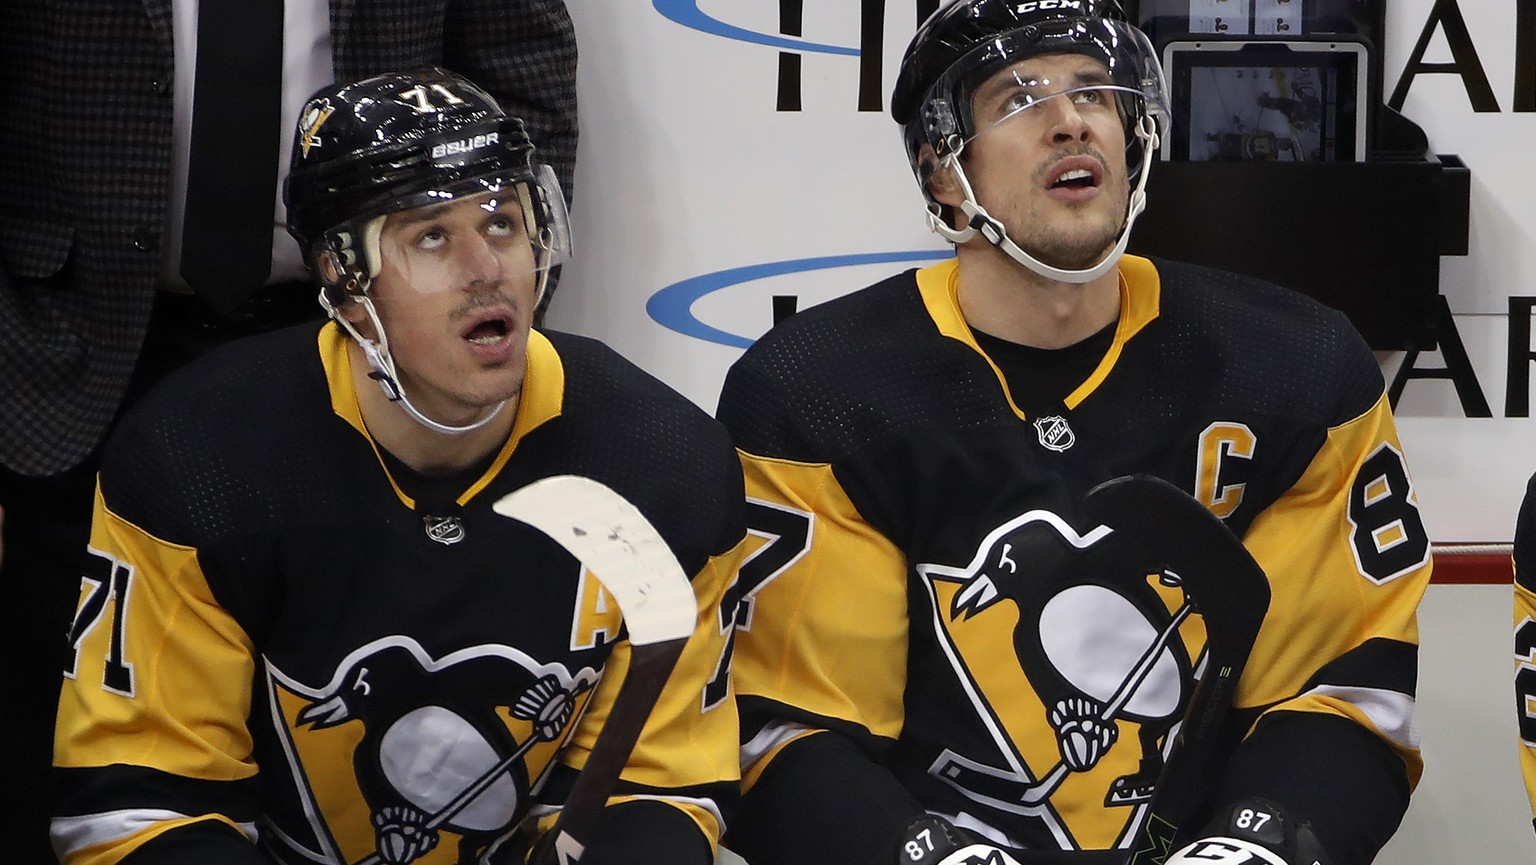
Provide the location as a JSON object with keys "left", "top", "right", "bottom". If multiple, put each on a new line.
{"left": 444, "top": 0, "right": 578, "bottom": 206}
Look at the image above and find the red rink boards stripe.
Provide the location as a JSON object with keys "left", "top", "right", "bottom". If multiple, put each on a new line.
{"left": 1431, "top": 552, "right": 1512, "bottom": 585}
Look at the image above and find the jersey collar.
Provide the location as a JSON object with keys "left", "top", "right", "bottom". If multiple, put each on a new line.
{"left": 318, "top": 322, "right": 566, "bottom": 506}
{"left": 915, "top": 255, "right": 1162, "bottom": 415}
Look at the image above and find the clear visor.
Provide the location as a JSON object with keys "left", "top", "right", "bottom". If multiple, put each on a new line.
{"left": 325, "top": 164, "right": 571, "bottom": 292}
{"left": 931, "top": 17, "right": 1169, "bottom": 143}
{"left": 965, "top": 80, "right": 1152, "bottom": 147}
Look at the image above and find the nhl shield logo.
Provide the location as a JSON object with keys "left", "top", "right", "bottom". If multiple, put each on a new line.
{"left": 1033, "top": 415, "right": 1075, "bottom": 452}
{"left": 423, "top": 515, "right": 466, "bottom": 545}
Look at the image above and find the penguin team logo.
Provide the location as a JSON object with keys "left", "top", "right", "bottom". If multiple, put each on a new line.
{"left": 298, "top": 98, "right": 335, "bottom": 157}
{"left": 261, "top": 637, "right": 599, "bottom": 865}
{"left": 915, "top": 509, "right": 1206, "bottom": 849}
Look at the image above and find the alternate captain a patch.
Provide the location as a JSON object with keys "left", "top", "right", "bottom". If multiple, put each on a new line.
{"left": 915, "top": 509, "right": 1208, "bottom": 849}
{"left": 261, "top": 637, "right": 599, "bottom": 865}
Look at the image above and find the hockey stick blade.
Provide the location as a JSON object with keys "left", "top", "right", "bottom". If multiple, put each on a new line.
{"left": 494, "top": 475, "right": 697, "bottom": 646}
{"left": 1079, "top": 474, "right": 1271, "bottom": 865}
{"left": 493, "top": 475, "right": 698, "bottom": 865}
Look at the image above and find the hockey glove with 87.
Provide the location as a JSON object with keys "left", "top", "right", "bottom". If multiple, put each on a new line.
{"left": 1167, "top": 797, "right": 1332, "bottom": 865}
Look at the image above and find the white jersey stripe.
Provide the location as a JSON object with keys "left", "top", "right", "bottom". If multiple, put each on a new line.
{"left": 51, "top": 809, "right": 258, "bottom": 859}
{"left": 1303, "top": 684, "right": 1421, "bottom": 750}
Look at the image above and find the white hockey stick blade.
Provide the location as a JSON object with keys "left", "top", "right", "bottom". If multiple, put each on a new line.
{"left": 494, "top": 475, "right": 696, "bottom": 645}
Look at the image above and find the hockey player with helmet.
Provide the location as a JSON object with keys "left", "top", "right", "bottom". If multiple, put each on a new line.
{"left": 52, "top": 68, "right": 746, "bottom": 865}
{"left": 717, "top": 2, "right": 1430, "bottom": 864}
{"left": 1515, "top": 476, "right": 1536, "bottom": 835}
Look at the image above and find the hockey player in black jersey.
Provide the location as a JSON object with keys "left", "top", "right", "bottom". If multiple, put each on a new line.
{"left": 717, "top": 2, "right": 1430, "bottom": 864}
{"left": 1514, "top": 476, "right": 1536, "bottom": 834}
{"left": 52, "top": 68, "right": 747, "bottom": 865}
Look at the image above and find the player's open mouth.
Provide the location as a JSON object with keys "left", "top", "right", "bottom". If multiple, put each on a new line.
{"left": 1051, "top": 168, "right": 1097, "bottom": 189}
{"left": 1047, "top": 157, "right": 1103, "bottom": 190}
{"left": 463, "top": 314, "right": 512, "bottom": 345}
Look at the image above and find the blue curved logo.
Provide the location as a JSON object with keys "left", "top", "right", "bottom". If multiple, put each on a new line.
{"left": 652, "top": 0, "right": 861, "bottom": 55}
{"left": 647, "top": 250, "right": 953, "bottom": 348}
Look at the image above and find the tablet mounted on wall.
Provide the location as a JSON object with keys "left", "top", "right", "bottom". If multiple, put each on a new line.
{"left": 1160, "top": 39, "right": 1369, "bottom": 162}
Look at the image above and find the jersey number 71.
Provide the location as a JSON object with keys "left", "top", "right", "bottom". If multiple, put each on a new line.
{"left": 64, "top": 548, "right": 137, "bottom": 697}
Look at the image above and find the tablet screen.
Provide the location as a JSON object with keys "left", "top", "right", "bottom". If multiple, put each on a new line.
{"left": 1161, "top": 41, "right": 1366, "bottom": 162}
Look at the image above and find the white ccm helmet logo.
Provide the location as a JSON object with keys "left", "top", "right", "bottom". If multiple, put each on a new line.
{"left": 1013, "top": 0, "right": 1085, "bottom": 13}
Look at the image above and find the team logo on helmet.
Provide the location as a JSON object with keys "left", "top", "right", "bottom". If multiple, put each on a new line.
{"left": 1033, "top": 415, "right": 1076, "bottom": 452}
{"left": 298, "top": 99, "right": 335, "bottom": 158}
{"left": 424, "top": 515, "right": 467, "bottom": 545}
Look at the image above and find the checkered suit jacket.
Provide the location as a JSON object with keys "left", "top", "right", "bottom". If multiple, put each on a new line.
{"left": 0, "top": 0, "right": 578, "bottom": 476}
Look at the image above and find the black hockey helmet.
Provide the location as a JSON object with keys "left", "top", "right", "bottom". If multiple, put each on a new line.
{"left": 283, "top": 67, "right": 570, "bottom": 304}
{"left": 892, "top": 0, "right": 1168, "bottom": 176}
{"left": 890, "top": 0, "right": 1170, "bottom": 283}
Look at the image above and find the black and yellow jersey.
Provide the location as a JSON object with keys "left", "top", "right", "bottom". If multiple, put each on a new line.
{"left": 1514, "top": 474, "right": 1536, "bottom": 834}
{"left": 54, "top": 323, "right": 747, "bottom": 865}
{"left": 717, "top": 256, "right": 1429, "bottom": 863}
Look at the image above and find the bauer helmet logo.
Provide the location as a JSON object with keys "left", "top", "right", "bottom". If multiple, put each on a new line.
{"left": 298, "top": 99, "right": 335, "bottom": 158}
{"left": 1033, "top": 415, "right": 1076, "bottom": 452}
{"left": 430, "top": 132, "right": 500, "bottom": 161}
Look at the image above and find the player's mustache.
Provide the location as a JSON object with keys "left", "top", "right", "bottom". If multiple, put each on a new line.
{"left": 451, "top": 287, "right": 517, "bottom": 321}
{"left": 1033, "top": 145, "right": 1109, "bottom": 184}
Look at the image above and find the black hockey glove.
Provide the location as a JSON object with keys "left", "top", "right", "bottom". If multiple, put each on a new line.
{"left": 891, "top": 815, "right": 1028, "bottom": 865}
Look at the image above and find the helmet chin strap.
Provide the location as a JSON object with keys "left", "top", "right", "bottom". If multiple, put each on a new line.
{"left": 332, "top": 295, "right": 507, "bottom": 436}
{"left": 929, "top": 115, "right": 1160, "bottom": 285}
{"left": 319, "top": 197, "right": 556, "bottom": 438}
